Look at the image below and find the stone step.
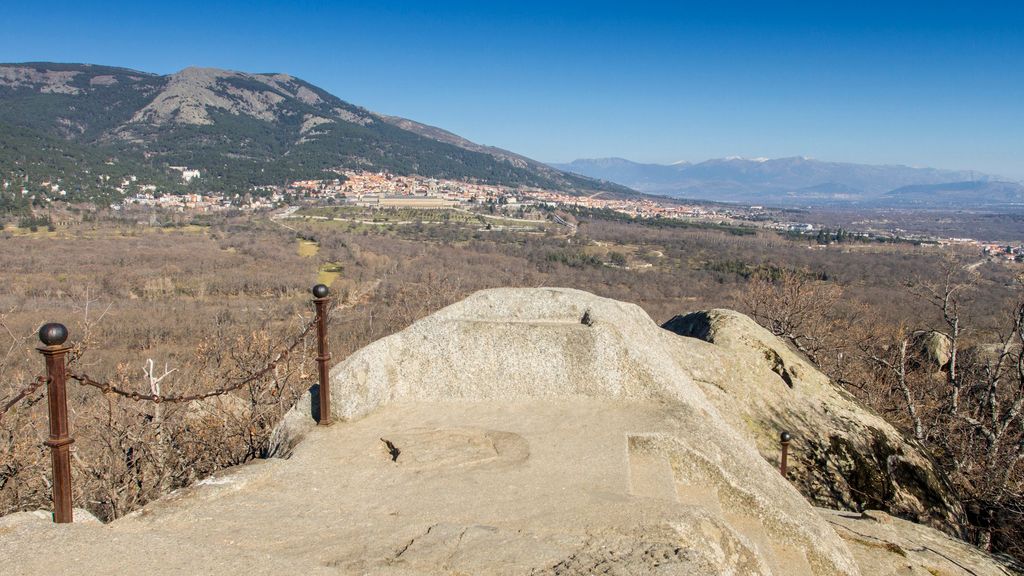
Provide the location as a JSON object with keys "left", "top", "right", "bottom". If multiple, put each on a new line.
{"left": 627, "top": 451, "right": 679, "bottom": 502}
{"left": 674, "top": 482, "right": 724, "bottom": 517}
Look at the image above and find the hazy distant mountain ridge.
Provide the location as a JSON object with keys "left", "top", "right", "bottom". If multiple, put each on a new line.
{"left": 884, "top": 180, "right": 1024, "bottom": 206}
{"left": 0, "top": 62, "right": 631, "bottom": 197}
{"left": 553, "top": 157, "right": 1023, "bottom": 208}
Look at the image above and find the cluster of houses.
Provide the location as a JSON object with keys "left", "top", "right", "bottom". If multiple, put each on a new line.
{"left": 981, "top": 243, "right": 1024, "bottom": 262}
{"left": 526, "top": 188, "right": 731, "bottom": 221}
{"left": 15, "top": 166, "right": 742, "bottom": 224}
{"left": 16, "top": 168, "right": 1024, "bottom": 264}
{"left": 115, "top": 192, "right": 230, "bottom": 212}
{"left": 287, "top": 170, "right": 740, "bottom": 224}
{"left": 284, "top": 171, "right": 523, "bottom": 209}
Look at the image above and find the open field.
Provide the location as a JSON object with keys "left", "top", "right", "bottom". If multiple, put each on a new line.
{"left": 296, "top": 238, "right": 343, "bottom": 285}
{"left": 292, "top": 205, "right": 548, "bottom": 231}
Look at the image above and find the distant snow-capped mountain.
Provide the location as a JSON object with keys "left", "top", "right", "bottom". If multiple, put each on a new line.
{"left": 549, "top": 157, "right": 1023, "bottom": 208}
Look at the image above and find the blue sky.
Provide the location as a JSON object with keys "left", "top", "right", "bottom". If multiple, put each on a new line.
{"left": 2, "top": 1, "right": 1022, "bottom": 178}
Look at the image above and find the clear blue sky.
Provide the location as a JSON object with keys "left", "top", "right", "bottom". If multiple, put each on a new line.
{"left": 3, "top": 1, "right": 1022, "bottom": 179}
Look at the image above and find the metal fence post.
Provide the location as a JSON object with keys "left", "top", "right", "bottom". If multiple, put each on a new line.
{"left": 780, "top": 431, "right": 792, "bottom": 477}
{"left": 312, "top": 284, "right": 332, "bottom": 426}
{"left": 37, "top": 323, "right": 74, "bottom": 523}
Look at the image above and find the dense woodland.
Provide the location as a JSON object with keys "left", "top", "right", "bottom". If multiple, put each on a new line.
{"left": 1, "top": 210, "right": 1022, "bottom": 561}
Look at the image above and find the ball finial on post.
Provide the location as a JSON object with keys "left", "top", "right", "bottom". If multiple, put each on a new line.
{"left": 36, "top": 322, "right": 74, "bottom": 523}
{"left": 779, "top": 430, "right": 792, "bottom": 477}
{"left": 39, "top": 323, "right": 69, "bottom": 347}
{"left": 312, "top": 284, "right": 332, "bottom": 425}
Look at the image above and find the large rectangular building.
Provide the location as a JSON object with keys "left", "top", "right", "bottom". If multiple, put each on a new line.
{"left": 354, "top": 195, "right": 458, "bottom": 209}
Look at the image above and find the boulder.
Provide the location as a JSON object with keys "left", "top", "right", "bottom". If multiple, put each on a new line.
{"left": 4, "top": 288, "right": 1002, "bottom": 575}
{"left": 663, "top": 309, "right": 965, "bottom": 535}
{"left": 910, "top": 330, "right": 952, "bottom": 371}
{"left": 264, "top": 384, "right": 317, "bottom": 458}
{"left": 325, "top": 287, "right": 866, "bottom": 574}
{"left": 820, "top": 508, "right": 1016, "bottom": 576}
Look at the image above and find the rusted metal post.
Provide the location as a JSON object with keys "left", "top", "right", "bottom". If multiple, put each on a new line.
{"left": 37, "top": 323, "right": 74, "bottom": 523}
{"left": 312, "top": 284, "right": 332, "bottom": 426}
{"left": 779, "top": 431, "right": 792, "bottom": 477}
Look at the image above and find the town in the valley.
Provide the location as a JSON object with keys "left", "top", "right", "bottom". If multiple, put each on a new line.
{"left": 8, "top": 168, "right": 1024, "bottom": 261}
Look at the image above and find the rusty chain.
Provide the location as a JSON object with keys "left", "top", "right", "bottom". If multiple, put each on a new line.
{"left": 65, "top": 312, "right": 321, "bottom": 405}
{"left": 0, "top": 376, "right": 51, "bottom": 422}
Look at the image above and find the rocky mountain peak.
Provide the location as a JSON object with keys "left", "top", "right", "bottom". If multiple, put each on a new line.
{"left": 0, "top": 61, "right": 639, "bottom": 195}
{"left": 131, "top": 67, "right": 285, "bottom": 126}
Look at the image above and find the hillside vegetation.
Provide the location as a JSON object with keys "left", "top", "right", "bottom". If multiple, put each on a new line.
{"left": 0, "top": 62, "right": 631, "bottom": 206}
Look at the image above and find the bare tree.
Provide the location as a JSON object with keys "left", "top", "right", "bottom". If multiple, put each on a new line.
{"left": 874, "top": 267, "right": 1022, "bottom": 552}
{"left": 906, "top": 259, "right": 978, "bottom": 415}
{"left": 740, "top": 267, "right": 861, "bottom": 379}
{"left": 864, "top": 324, "right": 925, "bottom": 441}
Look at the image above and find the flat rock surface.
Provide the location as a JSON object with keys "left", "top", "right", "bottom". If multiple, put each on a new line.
{"left": 0, "top": 400, "right": 796, "bottom": 575}
{"left": 2, "top": 400, "right": 1008, "bottom": 575}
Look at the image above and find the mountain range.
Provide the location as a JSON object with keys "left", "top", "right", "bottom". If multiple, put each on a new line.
{"left": 0, "top": 62, "right": 631, "bottom": 208}
{"left": 552, "top": 157, "right": 1024, "bottom": 209}
{"left": 3, "top": 62, "right": 1020, "bottom": 212}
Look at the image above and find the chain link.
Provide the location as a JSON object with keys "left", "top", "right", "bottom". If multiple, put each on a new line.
{"left": 0, "top": 376, "right": 50, "bottom": 422}
{"left": 66, "top": 313, "right": 321, "bottom": 404}
{"left": 0, "top": 302, "right": 331, "bottom": 416}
